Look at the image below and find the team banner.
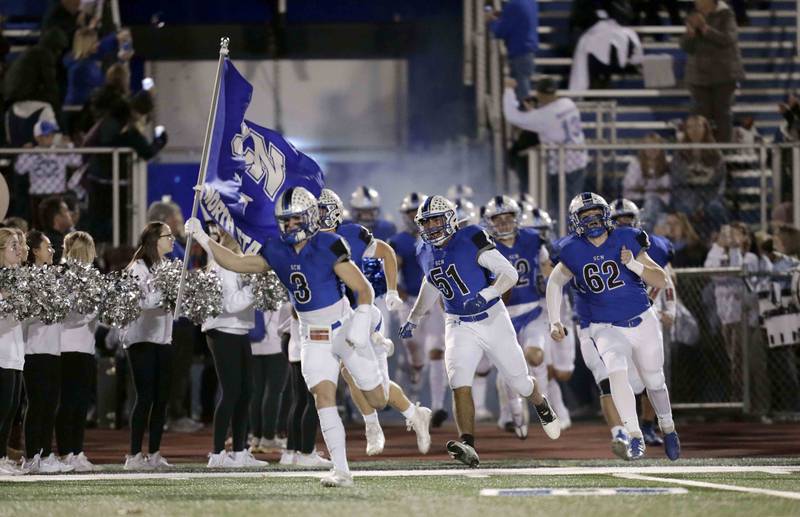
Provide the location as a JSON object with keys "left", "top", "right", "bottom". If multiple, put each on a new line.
{"left": 199, "top": 58, "right": 325, "bottom": 254}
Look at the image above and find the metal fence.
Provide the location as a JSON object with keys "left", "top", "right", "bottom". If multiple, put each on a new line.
{"left": 0, "top": 147, "right": 147, "bottom": 247}
{"left": 669, "top": 267, "right": 800, "bottom": 416}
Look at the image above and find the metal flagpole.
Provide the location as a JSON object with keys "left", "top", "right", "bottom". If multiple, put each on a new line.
{"left": 173, "top": 37, "right": 230, "bottom": 320}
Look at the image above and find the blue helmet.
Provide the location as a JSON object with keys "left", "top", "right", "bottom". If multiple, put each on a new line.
{"left": 609, "top": 198, "right": 641, "bottom": 227}
{"left": 568, "top": 192, "right": 612, "bottom": 238}
{"left": 274, "top": 187, "right": 320, "bottom": 244}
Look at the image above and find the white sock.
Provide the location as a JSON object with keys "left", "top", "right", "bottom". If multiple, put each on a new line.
{"left": 317, "top": 406, "right": 349, "bottom": 474}
{"left": 400, "top": 404, "right": 416, "bottom": 420}
{"left": 608, "top": 370, "right": 641, "bottom": 437}
{"left": 547, "top": 378, "right": 570, "bottom": 421}
{"left": 472, "top": 375, "right": 488, "bottom": 411}
{"left": 611, "top": 425, "right": 627, "bottom": 440}
{"left": 646, "top": 387, "right": 675, "bottom": 434}
{"left": 530, "top": 363, "right": 549, "bottom": 399}
{"left": 496, "top": 376, "right": 510, "bottom": 422}
{"left": 429, "top": 359, "right": 446, "bottom": 411}
{"left": 362, "top": 411, "right": 379, "bottom": 425}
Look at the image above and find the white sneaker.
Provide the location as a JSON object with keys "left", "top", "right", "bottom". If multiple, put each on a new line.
{"left": 0, "top": 456, "right": 23, "bottom": 475}
{"left": 405, "top": 403, "right": 432, "bottom": 454}
{"left": 257, "top": 437, "right": 285, "bottom": 452}
{"left": 279, "top": 450, "right": 296, "bottom": 466}
{"left": 22, "top": 454, "right": 41, "bottom": 474}
{"left": 168, "top": 417, "right": 203, "bottom": 433}
{"left": 123, "top": 452, "right": 153, "bottom": 471}
{"left": 365, "top": 420, "right": 385, "bottom": 456}
{"left": 474, "top": 407, "right": 494, "bottom": 422}
{"left": 231, "top": 450, "right": 268, "bottom": 468}
{"left": 147, "top": 451, "right": 172, "bottom": 469}
{"left": 39, "top": 453, "right": 74, "bottom": 473}
{"left": 71, "top": 452, "right": 96, "bottom": 472}
{"left": 207, "top": 451, "right": 237, "bottom": 468}
{"left": 319, "top": 468, "right": 353, "bottom": 488}
{"left": 248, "top": 435, "right": 261, "bottom": 451}
{"left": 294, "top": 450, "right": 333, "bottom": 468}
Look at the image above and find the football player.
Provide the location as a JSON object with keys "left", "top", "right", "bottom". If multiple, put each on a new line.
{"left": 349, "top": 186, "right": 397, "bottom": 241}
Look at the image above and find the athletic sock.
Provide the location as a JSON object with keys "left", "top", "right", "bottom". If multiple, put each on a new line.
{"left": 362, "top": 411, "right": 379, "bottom": 425}
{"left": 530, "top": 362, "right": 549, "bottom": 399}
{"left": 646, "top": 386, "right": 675, "bottom": 434}
{"left": 400, "top": 404, "right": 416, "bottom": 420}
{"left": 317, "top": 407, "right": 349, "bottom": 474}
{"left": 472, "top": 375, "right": 488, "bottom": 412}
{"left": 547, "top": 378, "right": 570, "bottom": 421}
{"left": 608, "top": 370, "right": 641, "bottom": 437}
{"left": 429, "top": 359, "right": 447, "bottom": 412}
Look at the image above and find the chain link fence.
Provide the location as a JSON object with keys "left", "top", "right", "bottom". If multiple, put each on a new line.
{"left": 669, "top": 267, "right": 800, "bottom": 417}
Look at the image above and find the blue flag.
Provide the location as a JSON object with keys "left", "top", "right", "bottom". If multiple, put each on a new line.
{"left": 199, "top": 59, "right": 325, "bottom": 254}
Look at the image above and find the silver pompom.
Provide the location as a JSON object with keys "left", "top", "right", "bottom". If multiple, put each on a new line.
{"left": 62, "top": 259, "right": 105, "bottom": 315}
{"left": 244, "top": 271, "right": 288, "bottom": 312}
{"left": 0, "top": 267, "right": 36, "bottom": 321}
{"left": 181, "top": 268, "right": 223, "bottom": 325}
{"left": 149, "top": 259, "right": 183, "bottom": 313}
{"left": 29, "top": 264, "right": 71, "bottom": 325}
{"left": 99, "top": 271, "right": 143, "bottom": 328}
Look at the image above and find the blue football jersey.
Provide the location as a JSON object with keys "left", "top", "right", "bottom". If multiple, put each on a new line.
{"left": 416, "top": 225, "right": 497, "bottom": 316}
{"left": 261, "top": 232, "right": 349, "bottom": 312}
{"left": 372, "top": 219, "right": 397, "bottom": 241}
{"left": 336, "top": 223, "right": 374, "bottom": 270}
{"left": 389, "top": 231, "right": 424, "bottom": 296}
{"left": 552, "top": 227, "right": 652, "bottom": 323}
{"left": 648, "top": 234, "right": 674, "bottom": 268}
{"left": 495, "top": 227, "right": 545, "bottom": 307}
{"left": 552, "top": 235, "right": 591, "bottom": 326}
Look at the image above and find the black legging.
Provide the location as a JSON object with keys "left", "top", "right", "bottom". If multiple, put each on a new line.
{"left": 127, "top": 342, "right": 173, "bottom": 455}
{"left": 286, "top": 361, "right": 318, "bottom": 454}
{"left": 0, "top": 367, "right": 23, "bottom": 455}
{"left": 23, "top": 354, "right": 61, "bottom": 457}
{"left": 206, "top": 330, "right": 252, "bottom": 453}
{"left": 55, "top": 352, "right": 96, "bottom": 455}
{"left": 250, "top": 353, "right": 289, "bottom": 440}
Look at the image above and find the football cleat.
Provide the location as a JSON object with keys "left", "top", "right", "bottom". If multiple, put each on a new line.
{"left": 629, "top": 437, "right": 646, "bottom": 460}
{"left": 611, "top": 429, "right": 632, "bottom": 461}
{"left": 641, "top": 423, "right": 664, "bottom": 446}
{"left": 446, "top": 440, "right": 480, "bottom": 468}
{"left": 534, "top": 397, "right": 561, "bottom": 440}
{"left": 663, "top": 431, "right": 681, "bottom": 461}
{"left": 365, "top": 420, "right": 385, "bottom": 456}
{"left": 406, "top": 403, "right": 432, "bottom": 455}
{"left": 319, "top": 468, "right": 354, "bottom": 488}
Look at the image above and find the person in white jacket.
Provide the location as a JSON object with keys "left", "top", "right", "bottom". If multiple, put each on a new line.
{"left": 0, "top": 229, "right": 26, "bottom": 475}
{"left": 21, "top": 230, "right": 74, "bottom": 474}
{"left": 55, "top": 231, "right": 99, "bottom": 472}
{"left": 201, "top": 225, "right": 266, "bottom": 469}
{"left": 122, "top": 222, "right": 175, "bottom": 471}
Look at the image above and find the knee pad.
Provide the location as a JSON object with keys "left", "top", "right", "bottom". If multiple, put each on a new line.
{"left": 640, "top": 369, "right": 666, "bottom": 392}
{"left": 475, "top": 354, "right": 492, "bottom": 376}
{"left": 429, "top": 349, "right": 444, "bottom": 361}
{"left": 598, "top": 378, "right": 611, "bottom": 396}
{"left": 525, "top": 346, "right": 544, "bottom": 366}
{"left": 508, "top": 374, "right": 534, "bottom": 399}
{"left": 601, "top": 349, "right": 628, "bottom": 374}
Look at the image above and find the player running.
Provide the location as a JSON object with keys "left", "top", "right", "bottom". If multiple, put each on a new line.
{"left": 546, "top": 192, "right": 680, "bottom": 461}
{"left": 400, "top": 195, "right": 560, "bottom": 468}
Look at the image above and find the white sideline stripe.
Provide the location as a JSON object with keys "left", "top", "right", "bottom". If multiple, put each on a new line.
{"left": 1, "top": 465, "right": 798, "bottom": 483}
{"left": 614, "top": 473, "right": 800, "bottom": 501}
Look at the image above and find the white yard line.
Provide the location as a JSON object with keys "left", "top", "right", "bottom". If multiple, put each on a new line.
{"left": 613, "top": 473, "right": 800, "bottom": 501}
{"left": 1, "top": 465, "right": 798, "bottom": 483}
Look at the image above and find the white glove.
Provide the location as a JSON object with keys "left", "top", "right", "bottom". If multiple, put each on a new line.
{"left": 385, "top": 290, "right": 403, "bottom": 312}
{"left": 185, "top": 217, "right": 211, "bottom": 253}
{"left": 347, "top": 304, "right": 373, "bottom": 349}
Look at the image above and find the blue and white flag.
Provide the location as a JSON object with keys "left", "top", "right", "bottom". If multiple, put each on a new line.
{"left": 199, "top": 59, "right": 325, "bottom": 254}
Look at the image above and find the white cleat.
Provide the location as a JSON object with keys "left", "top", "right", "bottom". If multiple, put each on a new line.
{"left": 611, "top": 430, "right": 633, "bottom": 461}
{"left": 207, "top": 451, "right": 237, "bottom": 468}
{"left": 365, "top": 420, "right": 385, "bottom": 456}
{"left": 294, "top": 450, "right": 333, "bottom": 468}
{"left": 535, "top": 397, "right": 561, "bottom": 440}
{"left": 279, "top": 450, "right": 297, "bottom": 466}
{"left": 123, "top": 452, "right": 153, "bottom": 471}
{"left": 147, "top": 451, "right": 172, "bottom": 469}
{"left": 231, "top": 450, "right": 268, "bottom": 468}
{"left": 319, "top": 468, "right": 354, "bottom": 488}
{"left": 405, "top": 403, "right": 432, "bottom": 454}
{"left": 510, "top": 397, "right": 529, "bottom": 440}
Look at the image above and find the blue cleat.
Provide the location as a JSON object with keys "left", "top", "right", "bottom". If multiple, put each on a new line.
{"left": 663, "top": 431, "right": 681, "bottom": 461}
{"left": 611, "top": 429, "right": 632, "bottom": 461}
{"left": 641, "top": 423, "right": 663, "bottom": 446}
{"left": 629, "top": 437, "right": 646, "bottom": 460}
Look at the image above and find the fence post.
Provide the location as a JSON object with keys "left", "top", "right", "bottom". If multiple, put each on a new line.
{"left": 527, "top": 148, "right": 539, "bottom": 202}
{"left": 558, "top": 145, "right": 566, "bottom": 235}
{"left": 112, "top": 149, "right": 120, "bottom": 247}
{"left": 741, "top": 270, "right": 751, "bottom": 415}
{"left": 474, "top": 0, "right": 487, "bottom": 138}
{"left": 759, "top": 144, "right": 768, "bottom": 233}
{"left": 539, "top": 147, "right": 547, "bottom": 210}
{"left": 793, "top": 146, "right": 800, "bottom": 228}
{"left": 771, "top": 145, "right": 781, "bottom": 209}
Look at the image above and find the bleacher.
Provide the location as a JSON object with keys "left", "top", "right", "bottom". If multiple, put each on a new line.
{"left": 535, "top": 0, "right": 799, "bottom": 140}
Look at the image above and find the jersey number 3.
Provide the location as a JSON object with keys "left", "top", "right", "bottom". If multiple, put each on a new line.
{"left": 582, "top": 261, "right": 625, "bottom": 294}
{"left": 289, "top": 272, "right": 311, "bottom": 303}
{"left": 429, "top": 265, "right": 470, "bottom": 300}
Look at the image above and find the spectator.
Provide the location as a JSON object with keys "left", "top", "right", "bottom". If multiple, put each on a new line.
{"left": 62, "top": 191, "right": 81, "bottom": 231}
{"left": 774, "top": 225, "right": 800, "bottom": 259}
{"left": 63, "top": 27, "right": 129, "bottom": 108}
{"left": 569, "top": 10, "right": 643, "bottom": 90}
{"left": 487, "top": 0, "right": 539, "bottom": 102}
{"left": 1, "top": 217, "right": 28, "bottom": 233}
{"left": 502, "top": 76, "right": 588, "bottom": 216}
{"left": 657, "top": 211, "right": 709, "bottom": 267}
{"left": 778, "top": 93, "right": 800, "bottom": 142}
{"left": 14, "top": 121, "right": 82, "bottom": 229}
{"left": 726, "top": 119, "right": 769, "bottom": 225}
{"left": 37, "top": 195, "right": 73, "bottom": 264}
{"left": 508, "top": 128, "right": 540, "bottom": 194}
{"left": 680, "top": 0, "right": 744, "bottom": 143}
{"left": 671, "top": 114, "right": 728, "bottom": 236}
{"left": 622, "top": 132, "right": 671, "bottom": 230}
{"left": 3, "top": 28, "right": 68, "bottom": 146}
{"left": 42, "top": 0, "right": 81, "bottom": 43}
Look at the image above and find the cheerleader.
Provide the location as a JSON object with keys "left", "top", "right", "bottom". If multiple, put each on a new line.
{"left": 248, "top": 309, "right": 289, "bottom": 453}
{"left": 199, "top": 225, "right": 266, "bottom": 468}
{"left": 55, "top": 231, "right": 99, "bottom": 472}
{"left": 21, "top": 231, "right": 74, "bottom": 473}
{"left": 0, "top": 229, "right": 25, "bottom": 475}
{"left": 122, "top": 222, "right": 175, "bottom": 470}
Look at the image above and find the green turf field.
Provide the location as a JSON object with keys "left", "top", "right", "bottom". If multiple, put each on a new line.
{"left": 1, "top": 459, "right": 799, "bottom": 517}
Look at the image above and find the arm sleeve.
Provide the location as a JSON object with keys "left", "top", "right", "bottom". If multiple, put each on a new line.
{"left": 477, "top": 248, "right": 519, "bottom": 298}
{"left": 407, "top": 278, "right": 441, "bottom": 324}
{"left": 503, "top": 88, "right": 547, "bottom": 132}
{"left": 663, "top": 274, "right": 677, "bottom": 319}
{"left": 222, "top": 271, "right": 255, "bottom": 314}
{"left": 539, "top": 245, "right": 550, "bottom": 264}
{"left": 546, "top": 263, "right": 571, "bottom": 324}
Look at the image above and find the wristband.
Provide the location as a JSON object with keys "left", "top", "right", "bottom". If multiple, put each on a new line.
{"left": 625, "top": 258, "right": 645, "bottom": 276}
{"left": 478, "top": 285, "right": 500, "bottom": 301}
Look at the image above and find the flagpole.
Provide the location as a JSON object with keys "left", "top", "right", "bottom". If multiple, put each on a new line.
{"left": 173, "top": 37, "right": 230, "bottom": 320}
